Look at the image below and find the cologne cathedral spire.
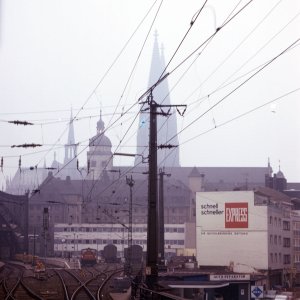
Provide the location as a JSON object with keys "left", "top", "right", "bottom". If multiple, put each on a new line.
{"left": 135, "top": 32, "right": 180, "bottom": 167}
{"left": 64, "top": 108, "right": 77, "bottom": 165}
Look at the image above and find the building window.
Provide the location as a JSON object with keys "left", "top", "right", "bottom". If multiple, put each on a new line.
{"left": 283, "top": 221, "right": 290, "bottom": 231}
{"left": 284, "top": 255, "right": 291, "bottom": 264}
{"left": 270, "top": 253, "right": 273, "bottom": 263}
{"left": 274, "top": 235, "right": 277, "bottom": 245}
{"left": 275, "top": 253, "right": 278, "bottom": 263}
{"left": 274, "top": 217, "right": 277, "bottom": 226}
{"left": 283, "top": 238, "right": 291, "bottom": 248}
{"left": 270, "top": 216, "right": 273, "bottom": 225}
{"left": 294, "top": 222, "right": 300, "bottom": 231}
{"left": 270, "top": 235, "right": 273, "bottom": 244}
{"left": 294, "top": 254, "right": 300, "bottom": 263}
{"left": 279, "top": 236, "right": 281, "bottom": 245}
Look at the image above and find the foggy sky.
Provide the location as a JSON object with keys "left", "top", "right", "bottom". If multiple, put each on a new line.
{"left": 0, "top": 0, "right": 299, "bottom": 187}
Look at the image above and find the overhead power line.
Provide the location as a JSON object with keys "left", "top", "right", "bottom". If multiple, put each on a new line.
{"left": 158, "top": 0, "right": 209, "bottom": 80}
{"left": 32, "top": 0, "right": 161, "bottom": 169}
{"left": 137, "top": 0, "right": 256, "bottom": 169}
{"left": 157, "top": 87, "right": 300, "bottom": 168}
{"left": 181, "top": 87, "right": 300, "bottom": 146}
{"left": 182, "top": 0, "right": 286, "bottom": 106}
{"left": 29, "top": 0, "right": 165, "bottom": 198}
{"left": 168, "top": 0, "right": 255, "bottom": 76}
{"left": 166, "top": 37, "right": 300, "bottom": 144}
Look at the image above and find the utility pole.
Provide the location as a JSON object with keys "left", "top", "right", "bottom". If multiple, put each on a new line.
{"left": 145, "top": 90, "right": 186, "bottom": 289}
{"left": 126, "top": 175, "right": 134, "bottom": 274}
{"left": 146, "top": 91, "right": 158, "bottom": 288}
{"left": 43, "top": 207, "right": 49, "bottom": 257}
{"left": 158, "top": 168, "right": 171, "bottom": 265}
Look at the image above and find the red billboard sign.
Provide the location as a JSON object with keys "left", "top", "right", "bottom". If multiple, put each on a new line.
{"left": 225, "top": 202, "right": 248, "bottom": 228}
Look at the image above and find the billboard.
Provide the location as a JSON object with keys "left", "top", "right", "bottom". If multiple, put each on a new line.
{"left": 196, "top": 191, "right": 268, "bottom": 269}
{"left": 225, "top": 202, "right": 248, "bottom": 228}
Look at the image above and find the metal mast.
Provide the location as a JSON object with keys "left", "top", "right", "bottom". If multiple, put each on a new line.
{"left": 146, "top": 91, "right": 158, "bottom": 288}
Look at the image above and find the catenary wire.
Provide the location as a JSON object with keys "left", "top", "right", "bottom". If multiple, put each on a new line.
{"left": 165, "top": 38, "right": 300, "bottom": 145}
{"left": 157, "top": 87, "right": 300, "bottom": 168}
{"left": 181, "top": 0, "right": 285, "bottom": 107}
{"left": 81, "top": 1, "right": 165, "bottom": 199}
{"left": 30, "top": 1, "right": 165, "bottom": 198}
{"left": 33, "top": 0, "right": 160, "bottom": 167}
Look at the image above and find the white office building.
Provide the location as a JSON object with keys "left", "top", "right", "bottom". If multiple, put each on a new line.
{"left": 196, "top": 188, "right": 293, "bottom": 289}
{"left": 54, "top": 223, "right": 190, "bottom": 259}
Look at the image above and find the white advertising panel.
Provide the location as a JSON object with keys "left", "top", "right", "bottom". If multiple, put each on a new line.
{"left": 196, "top": 191, "right": 268, "bottom": 269}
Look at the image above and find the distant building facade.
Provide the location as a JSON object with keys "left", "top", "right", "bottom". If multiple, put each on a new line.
{"left": 27, "top": 172, "right": 192, "bottom": 256}
{"left": 196, "top": 188, "right": 294, "bottom": 289}
{"left": 0, "top": 191, "right": 29, "bottom": 259}
{"left": 87, "top": 111, "right": 113, "bottom": 180}
{"left": 53, "top": 223, "right": 190, "bottom": 258}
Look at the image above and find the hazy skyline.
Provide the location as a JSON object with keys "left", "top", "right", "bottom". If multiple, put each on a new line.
{"left": 0, "top": 0, "right": 299, "bottom": 188}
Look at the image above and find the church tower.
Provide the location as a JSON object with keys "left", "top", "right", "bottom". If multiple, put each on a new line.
{"left": 87, "top": 111, "right": 113, "bottom": 180}
{"left": 135, "top": 33, "right": 180, "bottom": 167}
{"left": 64, "top": 109, "right": 77, "bottom": 167}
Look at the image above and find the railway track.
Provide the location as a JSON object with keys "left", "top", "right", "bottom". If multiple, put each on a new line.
{"left": 0, "top": 261, "right": 125, "bottom": 300}
{"left": 54, "top": 264, "right": 124, "bottom": 300}
{"left": 0, "top": 263, "right": 44, "bottom": 300}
